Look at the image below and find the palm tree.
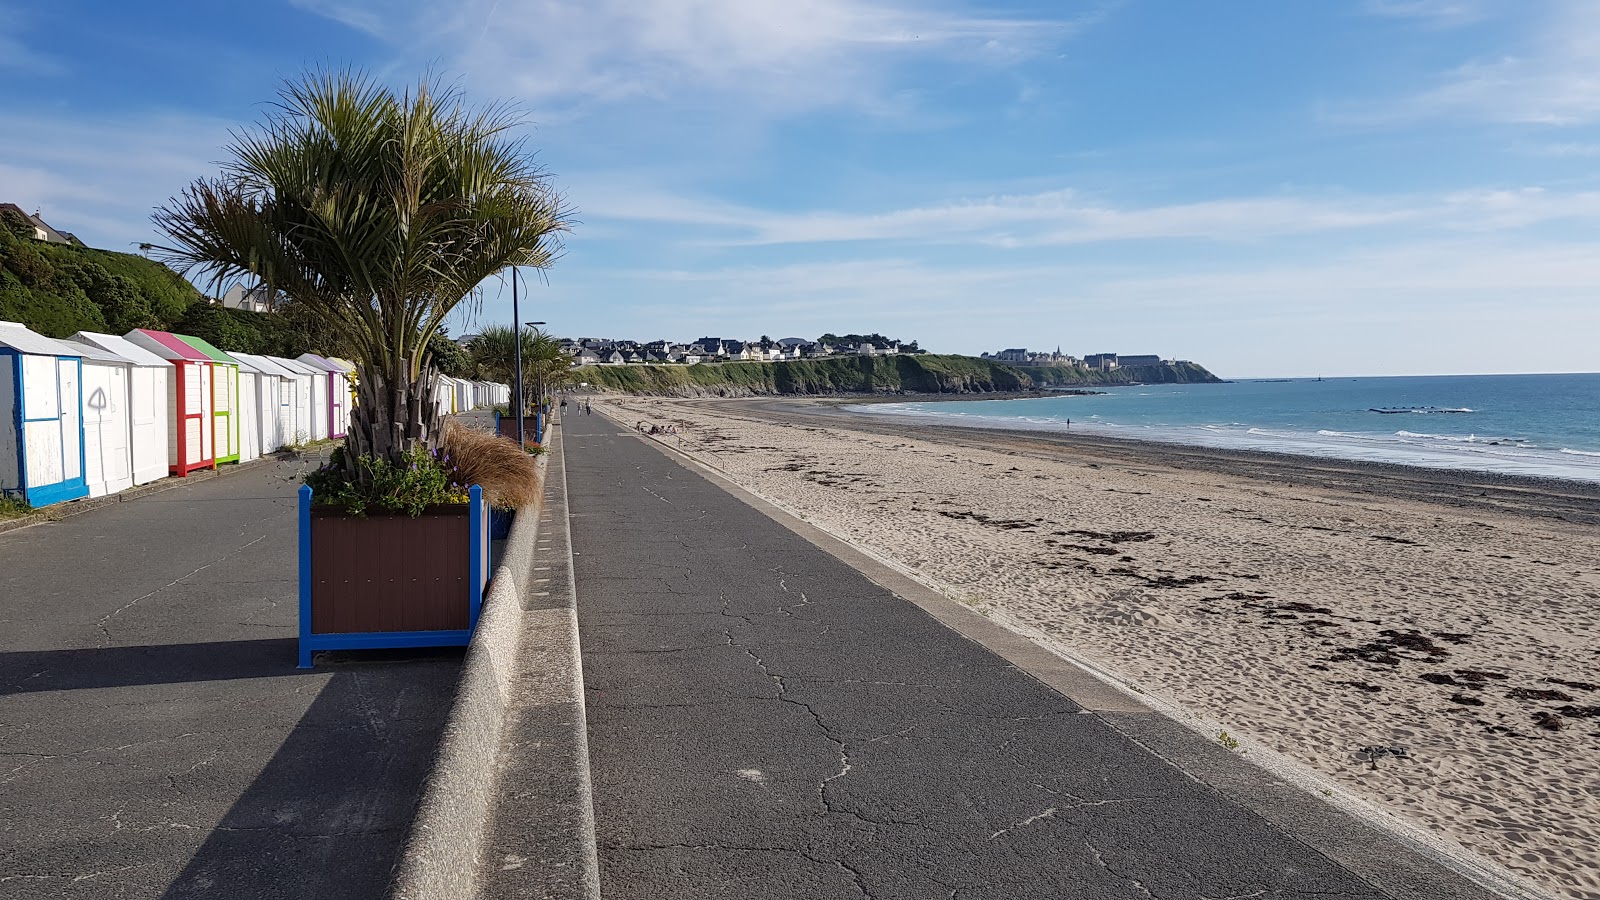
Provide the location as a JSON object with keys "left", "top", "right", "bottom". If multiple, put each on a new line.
{"left": 469, "top": 325, "right": 572, "bottom": 413}
{"left": 152, "top": 69, "right": 570, "bottom": 475}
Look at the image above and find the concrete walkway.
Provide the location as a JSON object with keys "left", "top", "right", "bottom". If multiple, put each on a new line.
{"left": 562, "top": 410, "right": 1496, "bottom": 899}
{"left": 0, "top": 458, "right": 459, "bottom": 899}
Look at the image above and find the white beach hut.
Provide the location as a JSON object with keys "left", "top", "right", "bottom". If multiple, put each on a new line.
{"left": 69, "top": 332, "right": 171, "bottom": 488}
{"left": 233, "top": 353, "right": 292, "bottom": 455}
{"left": 267, "top": 356, "right": 318, "bottom": 445}
{"left": 0, "top": 322, "right": 89, "bottom": 507}
{"left": 296, "top": 354, "right": 348, "bottom": 440}
{"left": 431, "top": 376, "right": 454, "bottom": 417}
{"left": 230, "top": 354, "right": 264, "bottom": 464}
{"left": 66, "top": 340, "right": 139, "bottom": 497}
{"left": 121, "top": 329, "right": 217, "bottom": 477}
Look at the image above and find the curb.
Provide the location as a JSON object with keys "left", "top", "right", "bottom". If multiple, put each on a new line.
{"left": 0, "top": 449, "right": 311, "bottom": 537}
{"left": 389, "top": 419, "right": 599, "bottom": 900}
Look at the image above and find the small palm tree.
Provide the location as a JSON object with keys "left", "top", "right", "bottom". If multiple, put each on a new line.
{"left": 152, "top": 69, "right": 570, "bottom": 475}
{"left": 470, "top": 325, "right": 572, "bottom": 413}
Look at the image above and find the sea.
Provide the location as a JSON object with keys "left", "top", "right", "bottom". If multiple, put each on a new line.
{"left": 851, "top": 373, "right": 1600, "bottom": 484}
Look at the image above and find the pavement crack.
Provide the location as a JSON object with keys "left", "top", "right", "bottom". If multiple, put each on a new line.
{"left": 1083, "top": 836, "right": 1156, "bottom": 898}
{"left": 95, "top": 534, "right": 268, "bottom": 644}
{"left": 720, "top": 591, "right": 853, "bottom": 817}
{"left": 989, "top": 806, "right": 1058, "bottom": 840}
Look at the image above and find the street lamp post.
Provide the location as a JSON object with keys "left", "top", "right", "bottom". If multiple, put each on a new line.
{"left": 526, "top": 321, "right": 546, "bottom": 444}
{"left": 512, "top": 269, "right": 525, "bottom": 450}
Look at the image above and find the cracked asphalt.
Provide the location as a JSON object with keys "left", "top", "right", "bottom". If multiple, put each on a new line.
{"left": 567, "top": 411, "right": 1396, "bottom": 900}
{"left": 0, "top": 458, "right": 460, "bottom": 899}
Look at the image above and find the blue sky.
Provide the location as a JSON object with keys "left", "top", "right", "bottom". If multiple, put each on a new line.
{"left": 4, "top": 0, "right": 1600, "bottom": 377}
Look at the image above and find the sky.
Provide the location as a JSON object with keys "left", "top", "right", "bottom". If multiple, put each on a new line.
{"left": 4, "top": 0, "right": 1600, "bottom": 377}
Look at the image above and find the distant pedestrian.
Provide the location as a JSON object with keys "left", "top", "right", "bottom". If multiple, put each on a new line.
{"left": 1067, "top": 418, "right": 1071, "bottom": 427}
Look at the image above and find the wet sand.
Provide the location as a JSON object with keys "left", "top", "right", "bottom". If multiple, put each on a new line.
{"left": 595, "top": 394, "right": 1600, "bottom": 900}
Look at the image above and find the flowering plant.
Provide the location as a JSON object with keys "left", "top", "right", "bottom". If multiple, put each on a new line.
{"left": 304, "top": 447, "right": 470, "bottom": 517}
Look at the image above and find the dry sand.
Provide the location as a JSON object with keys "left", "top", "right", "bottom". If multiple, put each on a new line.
{"left": 596, "top": 395, "right": 1600, "bottom": 900}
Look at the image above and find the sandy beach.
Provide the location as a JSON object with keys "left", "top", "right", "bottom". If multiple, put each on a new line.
{"left": 592, "top": 394, "right": 1600, "bottom": 900}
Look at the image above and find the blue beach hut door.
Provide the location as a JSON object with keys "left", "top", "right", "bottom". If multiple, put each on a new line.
{"left": 18, "top": 355, "right": 89, "bottom": 506}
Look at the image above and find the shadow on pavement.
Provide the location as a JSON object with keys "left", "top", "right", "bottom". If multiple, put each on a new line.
{"left": 154, "top": 649, "right": 463, "bottom": 900}
{"left": 0, "top": 639, "right": 308, "bottom": 696}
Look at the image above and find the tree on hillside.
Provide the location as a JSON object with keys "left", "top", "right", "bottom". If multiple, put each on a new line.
{"left": 1, "top": 207, "right": 33, "bottom": 241}
{"left": 427, "top": 332, "right": 474, "bottom": 379}
{"left": 152, "top": 69, "right": 570, "bottom": 479}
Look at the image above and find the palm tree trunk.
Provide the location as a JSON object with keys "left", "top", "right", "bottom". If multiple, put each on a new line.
{"left": 344, "top": 362, "right": 442, "bottom": 481}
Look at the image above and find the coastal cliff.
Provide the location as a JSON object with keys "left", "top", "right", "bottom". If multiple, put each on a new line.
{"left": 573, "top": 354, "right": 1221, "bottom": 397}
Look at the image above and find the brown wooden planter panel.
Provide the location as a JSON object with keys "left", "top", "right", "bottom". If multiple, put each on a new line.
{"left": 310, "top": 508, "right": 471, "bottom": 634}
{"left": 497, "top": 416, "right": 540, "bottom": 445}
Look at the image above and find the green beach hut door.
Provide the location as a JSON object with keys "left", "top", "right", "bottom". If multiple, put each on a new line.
{"left": 213, "top": 363, "right": 237, "bottom": 463}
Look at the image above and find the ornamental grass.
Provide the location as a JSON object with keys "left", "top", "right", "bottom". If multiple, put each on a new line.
{"left": 439, "top": 419, "right": 541, "bottom": 510}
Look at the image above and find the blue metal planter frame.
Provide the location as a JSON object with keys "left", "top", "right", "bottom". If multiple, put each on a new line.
{"left": 297, "top": 484, "right": 487, "bottom": 668}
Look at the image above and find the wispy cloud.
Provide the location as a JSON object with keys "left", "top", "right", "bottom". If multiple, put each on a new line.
{"left": 290, "top": 0, "right": 1086, "bottom": 114}
{"left": 1340, "top": 0, "right": 1600, "bottom": 125}
{"left": 576, "top": 182, "right": 1600, "bottom": 247}
{"left": 0, "top": 5, "right": 63, "bottom": 74}
{"left": 0, "top": 112, "right": 236, "bottom": 249}
{"left": 553, "top": 236, "right": 1600, "bottom": 375}
{"left": 1361, "top": 0, "right": 1491, "bottom": 26}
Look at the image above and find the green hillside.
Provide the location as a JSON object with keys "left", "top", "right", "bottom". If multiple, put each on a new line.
{"left": 0, "top": 221, "right": 337, "bottom": 358}
{"left": 0, "top": 222, "right": 198, "bottom": 337}
{"left": 575, "top": 354, "right": 1221, "bottom": 396}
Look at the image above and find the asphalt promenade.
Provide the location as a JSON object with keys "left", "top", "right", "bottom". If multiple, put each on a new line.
{"left": 0, "top": 455, "right": 460, "bottom": 899}
{"left": 564, "top": 409, "right": 1483, "bottom": 899}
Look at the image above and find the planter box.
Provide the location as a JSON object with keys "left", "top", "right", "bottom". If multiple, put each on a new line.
{"left": 297, "top": 484, "right": 488, "bottom": 668}
{"left": 494, "top": 412, "right": 543, "bottom": 447}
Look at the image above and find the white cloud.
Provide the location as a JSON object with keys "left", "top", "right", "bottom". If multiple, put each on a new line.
{"left": 545, "top": 236, "right": 1600, "bottom": 376}
{"left": 576, "top": 181, "right": 1600, "bottom": 247}
{"left": 0, "top": 112, "right": 237, "bottom": 250}
{"left": 1341, "top": 0, "right": 1600, "bottom": 125}
{"left": 290, "top": 0, "right": 1080, "bottom": 114}
{"left": 1362, "top": 0, "right": 1491, "bottom": 26}
{"left": 0, "top": 5, "right": 63, "bottom": 74}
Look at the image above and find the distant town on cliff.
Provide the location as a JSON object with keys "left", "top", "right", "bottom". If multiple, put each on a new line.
{"left": 524, "top": 333, "right": 1186, "bottom": 371}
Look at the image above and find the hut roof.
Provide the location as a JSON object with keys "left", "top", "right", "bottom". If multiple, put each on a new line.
{"left": 0, "top": 321, "right": 84, "bottom": 356}
{"left": 129, "top": 329, "right": 212, "bottom": 362}
{"left": 71, "top": 332, "right": 171, "bottom": 368}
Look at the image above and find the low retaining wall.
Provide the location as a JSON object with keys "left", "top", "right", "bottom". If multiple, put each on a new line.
{"left": 388, "top": 422, "right": 598, "bottom": 900}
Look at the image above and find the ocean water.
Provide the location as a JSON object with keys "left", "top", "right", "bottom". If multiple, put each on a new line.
{"left": 852, "top": 373, "right": 1600, "bottom": 483}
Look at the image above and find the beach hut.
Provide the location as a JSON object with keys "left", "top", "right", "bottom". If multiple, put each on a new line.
{"left": 453, "top": 378, "right": 470, "bottom": 412}
{"left": 69, "top": 332, "right": 170, "bottom": 488}
{"left": 431, "top": 376, "right": 454, "bottom": 417}
{"left": 176, "top": 335, "right": 242, "bottom": 466}
{"left": 233, "top": 353, "right": 293, "bottom": 455}
{"left": 68, "top": 340, "right": 138, "bottom": 497}
{"left": 294, "top": 357, "right": 329, "bottom": 441}
{"left": 297, "top": 354, "right": 349, "bottom": 440}
{"left": 268, "top": 356, "right": 318, "bottom": 444}
{"left": 228, "top": 354, "right": 263, "bottom": 464}
{"left": 329, "top": 357, "right": 359, "bottom": 433}
{"left": 123, "top": 328, "right": 216, "bottom": 477}
{"left": 0, "top": 322, "right": 89, "bottom": 507}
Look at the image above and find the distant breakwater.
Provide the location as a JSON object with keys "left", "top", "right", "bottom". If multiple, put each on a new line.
{"left": 574, "top": 354, "right": 1221, "bottom": 397}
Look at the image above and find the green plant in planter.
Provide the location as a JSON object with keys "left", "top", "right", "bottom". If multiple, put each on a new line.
{"left": 305, "top": 446, "right": 469, "bottom": 517}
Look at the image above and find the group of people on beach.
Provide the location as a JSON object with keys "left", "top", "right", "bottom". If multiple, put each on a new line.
{"left": 637, "top": 421, "right": 679, "bottom": 435}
